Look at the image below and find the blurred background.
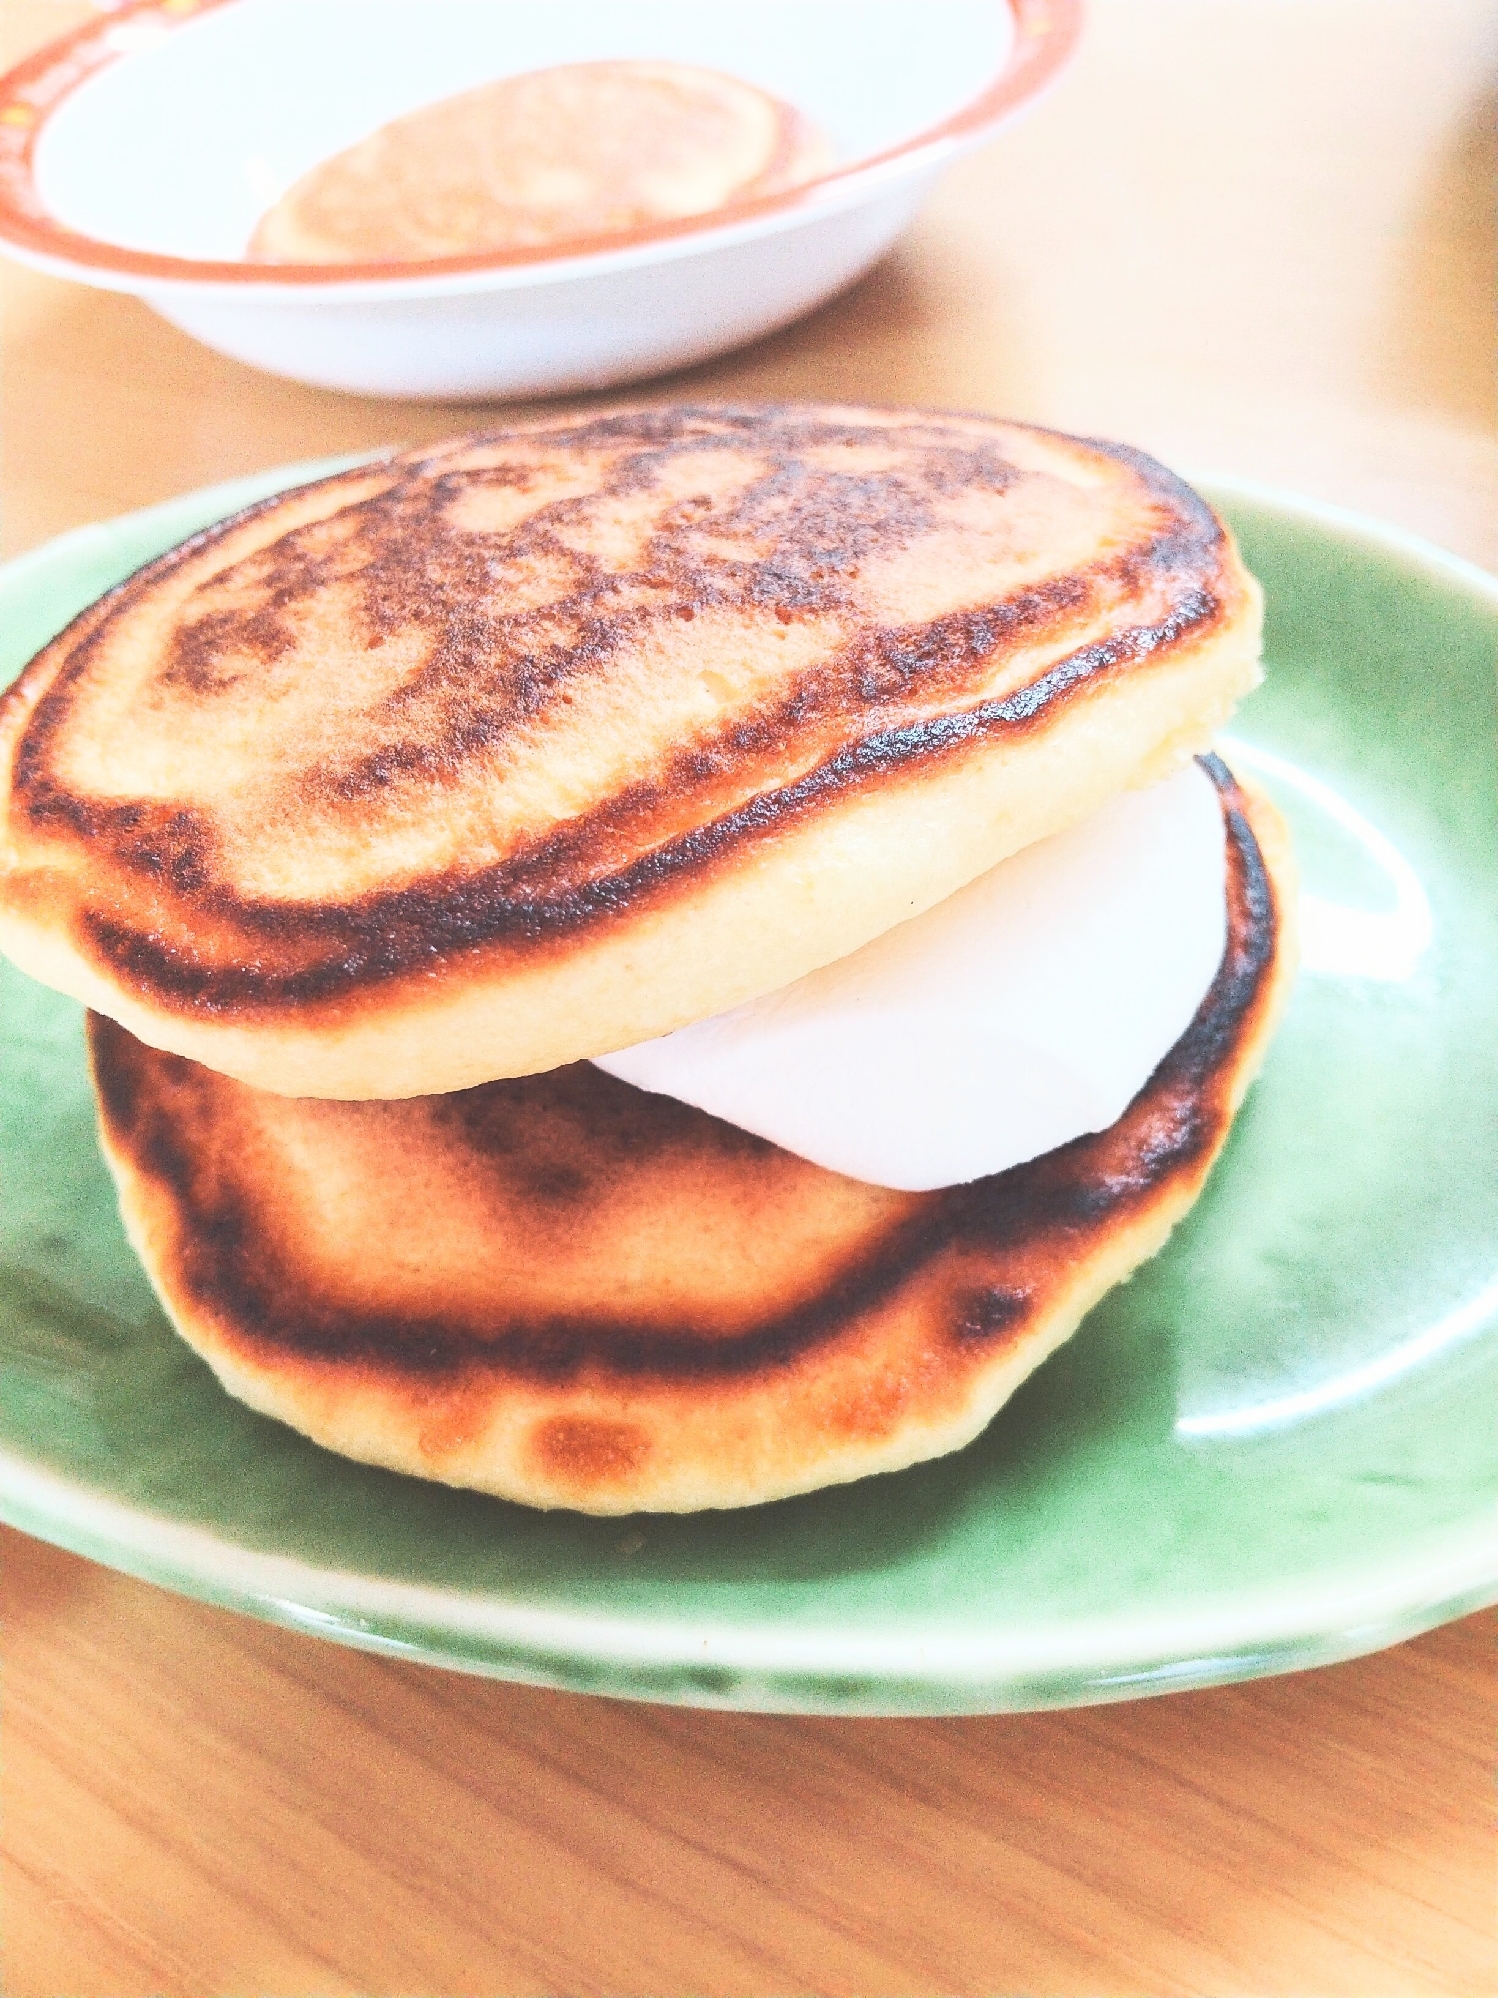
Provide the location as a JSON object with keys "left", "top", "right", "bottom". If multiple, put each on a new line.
{"left": 3, "top": 0, "right": 1493, "bottom": 566}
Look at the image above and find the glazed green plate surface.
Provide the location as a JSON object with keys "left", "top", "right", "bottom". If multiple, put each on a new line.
{"left": 2, "top": 465, "right": 1495, "bottom": 1713}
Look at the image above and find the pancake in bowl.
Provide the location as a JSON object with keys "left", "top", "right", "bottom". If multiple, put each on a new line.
{"left": 247, "top": 61, "right": 832, "bottom": 266}
{"left": 88, "top": 761, "right": 1295, "bottom": 1515}
{"left": 0, "top": 405, "right": 1263, "bottom": 1100}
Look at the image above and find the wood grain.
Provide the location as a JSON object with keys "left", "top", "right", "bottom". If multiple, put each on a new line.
{"left": 2, "top": 1, "right": 1495, "bottom": 1992}
{"left": 3, "top": 1530, "right": 1493, "bottom": 1997}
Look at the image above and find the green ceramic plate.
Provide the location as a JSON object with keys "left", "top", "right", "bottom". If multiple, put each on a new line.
{"left": 1, "top": 464, "right": 1494, "bottom": 1714}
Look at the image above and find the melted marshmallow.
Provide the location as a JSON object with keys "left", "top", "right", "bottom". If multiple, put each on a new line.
{"left": 594, "top": 761, "right": 1228, "bottom": 1190}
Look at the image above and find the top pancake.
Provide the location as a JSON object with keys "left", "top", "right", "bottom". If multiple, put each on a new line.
{"left": 0, "top": 405, "right": 1263, "bottom": 1099}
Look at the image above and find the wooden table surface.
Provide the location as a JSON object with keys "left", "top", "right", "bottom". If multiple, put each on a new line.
{"left": 3, "top": 3, "right": 1495, "bottom": 1993}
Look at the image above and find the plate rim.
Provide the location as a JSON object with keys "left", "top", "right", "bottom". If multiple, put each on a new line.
{"left": 2, "top": 1449, "right": 1496, "bottom": 1713}
{"left": 2, "top": 463, "right": 1495, "bottom": 1714}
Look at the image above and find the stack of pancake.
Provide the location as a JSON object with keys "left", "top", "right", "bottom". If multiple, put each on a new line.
{"left": 0, "top": 404, "right": 1295, "bottom": 1513}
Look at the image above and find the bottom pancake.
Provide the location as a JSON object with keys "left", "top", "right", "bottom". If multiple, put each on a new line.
{"left": 88, "top": 760, "right": 1296, "bottom": 1515}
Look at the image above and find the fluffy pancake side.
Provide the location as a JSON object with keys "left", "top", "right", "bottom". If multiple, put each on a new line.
{"left": 3, "top": 407, "right": 1261, "bottom": 1099}
{"left": 89, "top": 763, "right": 1296, "bottom": 1514}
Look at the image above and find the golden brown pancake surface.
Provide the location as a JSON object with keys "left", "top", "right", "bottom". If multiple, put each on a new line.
{"left": 248, "top": 61, "right": 831, "bottom": 266}
{"left": 1, "top": 406, "right": 1263, "bottom": 1098}
{"left": 89, "top": 762, "right": 1296, "bottom": 1514}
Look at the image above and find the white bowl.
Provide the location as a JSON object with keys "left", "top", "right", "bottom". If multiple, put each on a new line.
{"left": 0, "top": 0, "right": 1078, "bottom": 399}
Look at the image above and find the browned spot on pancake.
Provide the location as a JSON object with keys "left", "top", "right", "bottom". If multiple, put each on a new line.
{"left": 531, "top": 1415, "right": 652, "bottom": 1488}
{"left": 412, "top": 1385, "right": 490, "bottom": 1463}
{"left": 824, "top": 1352, "right": 933, "bottom": 1442}
{"left": 952, "top": 1285, "right": 1033, "bottom": 1344}
{"left": 90, "top": 758, "right": 1280, "bottom": 1400}
{"left": 10, "top": 406, "right": 1239, "bottom": 1021}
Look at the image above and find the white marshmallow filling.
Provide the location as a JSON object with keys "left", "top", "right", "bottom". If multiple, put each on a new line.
{"left": 594, "top": 759, "right": 1228, "bottom": 1192}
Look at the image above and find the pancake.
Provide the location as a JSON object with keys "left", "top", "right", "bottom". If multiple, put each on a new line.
{"left": 89, "top": 761, "right": 1296, "bottom": 1515}
{"left": 1, "top": 405, "right": 1264, "bottom": 1100}
{"left": 247, "top": 61, "right": 831, "bottom": 266}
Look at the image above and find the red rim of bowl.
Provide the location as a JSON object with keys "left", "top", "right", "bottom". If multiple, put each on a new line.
{"left": 0, "top": 0, "right": 1082, "bottom": 289}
